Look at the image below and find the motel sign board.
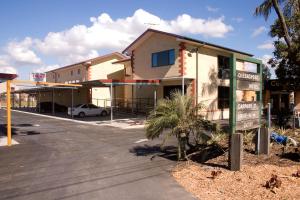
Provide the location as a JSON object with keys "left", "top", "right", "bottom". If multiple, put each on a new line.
{"left": 30, "top": 73, "right": 46, "bottom": 82}
{"left": 236, "top": 101, "right": 260, "bottom": 130}
{"left": 235, "top": 70, "right": 261, "bottom": 130}
{"left": 229, "top": 55, "right": 263, "bottom": 171}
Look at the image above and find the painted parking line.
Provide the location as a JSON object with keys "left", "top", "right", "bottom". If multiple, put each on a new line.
{"left": 5, "top": 109, "right": 145, "bottom": 129}
{"left": 134, "top": 138, "right": 149, "bottom": 143}
{"left": 0, "top": 136, "right": 19, "bottom": 146}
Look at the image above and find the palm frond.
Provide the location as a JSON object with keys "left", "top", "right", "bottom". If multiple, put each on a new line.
{"left": 254, "top": 0, "right": 274, "bottom": 20}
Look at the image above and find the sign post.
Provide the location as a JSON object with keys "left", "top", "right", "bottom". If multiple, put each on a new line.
{"left": 229, "top": 55, "right": 263, "bottom": 171}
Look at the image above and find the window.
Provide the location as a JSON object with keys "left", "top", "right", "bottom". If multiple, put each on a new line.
{"left": 152, "top": 49, "right": 175, "bottom": 67}
{"left": 218, "top": 55, "right": 230, "bottom": 79}
{"left": 218, "top": 86, "right": 230, "bottom": 109}
{"left": 71, "top": 70, "right": 73, "bottom": 76}
{"left": 88, "top": 104, "right": 98, "bottom": 109}
{"left": 78, "top": 69, "right": 81, "bottom": 75}
{"left": 81, "top": 104, "right": 88, "bottom": 108}
{"left": 58, "top": 73, "right": 60, "bottom": 78}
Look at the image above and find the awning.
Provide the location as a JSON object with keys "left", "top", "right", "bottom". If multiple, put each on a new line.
{"left": 0, "top": 73, "right": 18, "bottom": 83}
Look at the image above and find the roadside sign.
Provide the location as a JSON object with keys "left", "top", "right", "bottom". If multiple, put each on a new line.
{"left": 236, "top": 101, "right": 260, "bottom": 111}
{"left": 30, "top": 73, "right": 46, "bottom": 82}
{"left": 236, "top": 70, "right": 260, "bottom": 82}
{"left": 229, "top": 56, "right": 263, "bottom": 171}
{"left": 237, "top": 80, "right": 260, "bottom": 91}
{"left": 236, "top": 119, "right": 260, "bottom": 130}
{"left": 236, "top": 110, "right": 260, "bottom": 121}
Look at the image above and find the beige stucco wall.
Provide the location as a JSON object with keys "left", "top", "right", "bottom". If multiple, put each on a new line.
{"left": 39, "top": 87, "right": 89, "bottom": 107}
{"left": 130, "top": 32, "right": 257, "bottom": 120}
{"left": 295, "top": 91, "right": 300, "bottom": 110}
{"left": 89, "top": 57, "right": 124, "bottom": 80}
{"left": 46, "top": 64, "right": 87, "bottom": 83}
{"left": 133, "top": 33, "right": 181, "bottom": 80}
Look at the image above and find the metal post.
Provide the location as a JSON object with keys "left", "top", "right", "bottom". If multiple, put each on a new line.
{"left": 71, "top": 88, "right": 74, "bottom": 119}
{"left": 268, "top": 102, "right": 271, "bottom": 128}
{"left": 19, "top": 93, "right": 21, "bottom": 108}
{"left": 255, "top": 62, "right": 263, "bottom": 155}
{"left": 52, "top": 88, "right": 55, "bottom": 115}
{"left": 12, "top": 92, "right": 15, "bottom": 109}
{"left": 38, "top": 91, "right": 41, "bottom": 113}
{"left": 182, "top": 76, "right": 185, "bottom": 96}
{"left": 229, "top": 54, "right": 240, "bottom": 171}
{"left": 110, "top": 83, "right": 113, "bottom": 122}
{"left": 6, "top": 80, "right": 12, "bottom": 146}
{"left": 154, "top": 89, "right": 157, "bottom": 109}
{"left": 195, "top": 48, "right": 199, "bottom": 105}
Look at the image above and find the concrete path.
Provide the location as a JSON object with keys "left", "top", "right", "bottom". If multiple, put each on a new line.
{"left": 0, "top": 109, "right": 196, "bottom": 200}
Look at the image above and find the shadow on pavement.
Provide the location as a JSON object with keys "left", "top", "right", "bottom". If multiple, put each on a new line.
{"left": 129, "top": 144, "right": 178, "bottom": 161}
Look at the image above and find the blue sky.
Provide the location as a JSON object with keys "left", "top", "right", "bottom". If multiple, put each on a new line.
{"left": 0, "top": 0, "right": 276, "bottom": 79}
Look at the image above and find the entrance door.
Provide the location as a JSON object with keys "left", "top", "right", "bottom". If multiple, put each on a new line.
{"left": 163, "top": 85, "right": 186, "bottom": 99}
{"left": 270, "top": 94, "right": 279, "bottom": 114}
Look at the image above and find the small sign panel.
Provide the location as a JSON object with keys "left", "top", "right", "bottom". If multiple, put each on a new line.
{"left": 30, "top": 73, "right": 46, "bottom": 82}
{"left": 236, "top": 119, "right": 260, "bottom": 130}
{"left": 236, "top": 110, "right": 260, "bottom": 121}
{"left": 236, "top": 70, "right": 260, "bottom": 82}
{"left": 237, "top": 80, "right": 260, "bottom": 91}
{"left": 236, "top": 101, "right": 260, "bottom": 111}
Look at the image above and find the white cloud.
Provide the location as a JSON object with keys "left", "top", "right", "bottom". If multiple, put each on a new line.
{"left": 257, "top": 41, "right": 274, "bottom": 50}
{"left": 33, "top": 64, "right": 60, "bottom": 73}
{"left": 261, "top": 54, "right": 272, "bottom": 65}
{"left": 0, "top": 9, "right": 233, "bottom": 74}
{"left": 260, "top": 54, "right": 276, "bottom": 78}
{"left": 252, "top": 26, "right": 267, "bottom": 37}
{"left": 34, "top": 9, "right": 233, "bottom": 64}
{"left": 6, "top": 37, "right": 42, "bottom": 66}
{"left": 206, "top": 6, "right": 219, "bottom": 12}
{"left": 0, "top": 66, "right": 17, "bottom": 74}
{"left": 232, "top": 17, "right": 243, "bottom": 23}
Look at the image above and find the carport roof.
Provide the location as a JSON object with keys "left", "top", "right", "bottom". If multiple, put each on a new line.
{"left": 10, "top": 85, "right": 80, "bottom": 94}
{"left": 81, "top": 79, "right": 160, "bottom": 86}
{"left": 0, "top": 73, "right": 18, "bottom": 83}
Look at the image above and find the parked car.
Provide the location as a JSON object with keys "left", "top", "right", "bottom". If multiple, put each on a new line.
{"left": 36, "top": 102, "right": 67, "bottom": 113}
{"left": 68, "top": 104, "right": 109, "bottom": 117}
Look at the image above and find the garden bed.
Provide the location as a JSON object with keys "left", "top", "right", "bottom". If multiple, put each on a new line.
{"left": 172, "top": 129, "right": 300, "bottom": 200}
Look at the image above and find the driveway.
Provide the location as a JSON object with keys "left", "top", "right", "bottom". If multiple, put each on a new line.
{"left": 0, "top": 109, "right": 195, "bottom": 200}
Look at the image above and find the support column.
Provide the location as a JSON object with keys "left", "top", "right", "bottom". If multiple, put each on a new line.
{"left": 52, "top": 88, "right": 55, "bottom": 115}
{"left": 154, "top": 88, "right": 157, "bottom": 109}
{"left": 229, "top": 54, "right": 241, "bottom": 171}
{"left": 6, "top": 80, "right": 12, "bottom": 146}
{"left": 255, "top": 62, "right": 263, "bottom": 155}
{"left": 110, "top": 83, "right": 113, "bottom": 122}
{"left": 38, "top": 91, "right": 41, "bottom": 113}
{"left": 19, "top": 93, "right": 21, "bottom": 108}
{"left": 71, "top": 88, "right": 74, "bottom": 118}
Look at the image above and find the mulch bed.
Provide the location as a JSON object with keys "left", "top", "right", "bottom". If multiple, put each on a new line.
{"left": 172, "top": 129, "right": 300, "bottom": 200}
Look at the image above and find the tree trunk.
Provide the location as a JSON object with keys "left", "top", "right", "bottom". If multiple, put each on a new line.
{"left": 177, "top": 133, "right": 187, "bottom": 160}
{"left": 272, "top": 0, "right": 292, "bottom": 48}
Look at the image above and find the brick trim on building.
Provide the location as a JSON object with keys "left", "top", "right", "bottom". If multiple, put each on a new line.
{"left": 179, "top": 42, "right": 186, "bottom": 76}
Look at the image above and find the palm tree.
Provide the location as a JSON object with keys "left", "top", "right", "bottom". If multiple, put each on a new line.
{"left": 145, "top": 91, "right": 204, "bottom": 160}
{"left": 254, "top": 0, "right": 292, "bottom": 48}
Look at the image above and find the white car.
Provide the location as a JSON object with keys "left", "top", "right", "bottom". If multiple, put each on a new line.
{"left": 68, "top": 104, "right": 109, "bottom": 117}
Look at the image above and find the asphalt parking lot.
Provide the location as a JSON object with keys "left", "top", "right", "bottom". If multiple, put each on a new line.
{"left": 0, "top": 109, "right": 195, "bottom": 200}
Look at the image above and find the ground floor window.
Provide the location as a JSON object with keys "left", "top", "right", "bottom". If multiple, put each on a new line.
{"left": 218, "top": 86, "right": 229, "bottom": 109}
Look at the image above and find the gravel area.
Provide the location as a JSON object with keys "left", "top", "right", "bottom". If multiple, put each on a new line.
{"left": 173, "top": 162, "right": 300, "bottom": 200}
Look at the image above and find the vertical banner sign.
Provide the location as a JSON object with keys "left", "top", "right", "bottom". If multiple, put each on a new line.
{"left": 229, "top": 55, "right": 262, "bottom": 171}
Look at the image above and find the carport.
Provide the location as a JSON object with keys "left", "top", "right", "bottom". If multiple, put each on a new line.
{"left": 1, "top": 77, "right": 81, "bottom": 146}
{"left": 81, "top": 79, "right": 160, "bottom": 121}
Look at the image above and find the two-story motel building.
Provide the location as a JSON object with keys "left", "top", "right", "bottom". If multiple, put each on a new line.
{"left": 34, "top": 29, "right": 261, "bottom": 120}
